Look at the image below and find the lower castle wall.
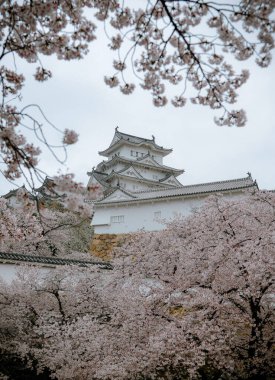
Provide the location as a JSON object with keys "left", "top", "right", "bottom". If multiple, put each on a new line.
{"left": 90, "top": 233, "right": 130, "bottom": 260}
{"left": 93, "top": 192, "right": 244, "bottom": 235}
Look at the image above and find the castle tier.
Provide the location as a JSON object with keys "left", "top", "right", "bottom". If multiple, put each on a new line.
{"left": 87, "top": 128, "right": 184, "bottom": 196}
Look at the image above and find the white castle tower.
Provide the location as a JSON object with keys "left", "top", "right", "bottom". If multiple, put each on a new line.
{"left": 87, "top": 127, "right": 184, "bottom": 195}
{"left": 87, "top": 128, "right": 257, "bottom": 237}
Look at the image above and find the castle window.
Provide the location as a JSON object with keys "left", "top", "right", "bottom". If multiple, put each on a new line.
{"left": 154, "top": 211, "right": 161, "bottom": 219}
{"left": 111, "top": 215, "right": 124, "bottom": 223}
{"left": 131, "top": 150, "right": 134, "bottom": 156}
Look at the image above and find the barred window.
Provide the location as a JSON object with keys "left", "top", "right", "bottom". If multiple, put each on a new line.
{"left": 111, "top": 215, "right": 125, "bottom": 223}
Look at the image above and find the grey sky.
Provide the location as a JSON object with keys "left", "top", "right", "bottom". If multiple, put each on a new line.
{"left": 1, "top": 23, "right": 275, "bottom": 195}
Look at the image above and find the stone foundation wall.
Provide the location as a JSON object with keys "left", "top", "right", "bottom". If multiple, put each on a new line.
{"left": 90, "top": 233, "right": 129, "bottom": 261}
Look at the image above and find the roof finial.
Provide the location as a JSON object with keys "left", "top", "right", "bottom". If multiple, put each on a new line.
{"left": 115, "top": 126, "right": 119, "bottom": 132}
{"left": 247, "top": 171, "right": 251, "bottom": 178}
{"left": 92, "top": 166, "right": 95, "bottom": 171}
{"left": 152, "top": 134, "right": 155, "bottom": 142}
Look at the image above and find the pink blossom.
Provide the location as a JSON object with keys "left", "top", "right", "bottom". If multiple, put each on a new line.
{"left": 120, "top": 83, "right": 135, "bottom": 94}
{"left": 34, "top": 67, "right": 52, "bottom": 82}
{"left": 104, "top": 75, "right": 119, "bottom": 87}
{"left": 62, "top": 129, "right": 78, "bottom": 145}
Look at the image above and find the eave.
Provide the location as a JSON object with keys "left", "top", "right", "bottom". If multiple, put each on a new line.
{"left": 87, "top": 170, "right": 110, "bottom": 189}
{"left": 97, "top": 156, "right": 184, "bottom": 176}
{"left": 99, "top": 139, "right": 172, "bottom": 157}
{"left": 95, "top": 176, "right": 257, "bottom": 207}
{"left": 0, "top": 252, "right": 113, "bottom": 270}
{"left": 105, "top": 172, "right": 177, "bottom": 188}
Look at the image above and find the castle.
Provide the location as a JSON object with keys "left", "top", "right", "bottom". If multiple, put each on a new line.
{"left": 87, "top": 128, "right": 257, "bottom": 236}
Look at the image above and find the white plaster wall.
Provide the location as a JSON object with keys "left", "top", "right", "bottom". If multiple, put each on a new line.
{"left": 110, "top": 145, "right": 164, "bottom": 164}
{"left": 93, "top": 196, "right": 204, "bottom": 234}
{"left": 120, "top": 179, "right": 152, "bottom": 192}
{"left": 138, "top": 167, "right": 167, "bottom": 181}
{"left": 0, "top": 263, "right": 52, "bottom": 284}
{"left": 93, "top": 192, "right": 244, "bottom": 234}
{"left": 151, "top": 155, "right": 162, "bottom": 164}
{"left": 109, "top": 175, "right": 160, "bottom": 192}
{"left": 0, "top": 264, "right": 18, "bottom": 283}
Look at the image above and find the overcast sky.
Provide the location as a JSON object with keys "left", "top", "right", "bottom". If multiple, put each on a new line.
{"left": 1, "top": 22, "right": 275, "bottom": 195}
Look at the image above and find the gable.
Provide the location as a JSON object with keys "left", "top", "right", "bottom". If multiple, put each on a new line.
{"left": 161, "top": 175, "right": 182, "bottom": 187}
{"left": 99, "top": 189, "right": 136, "bottom": 203}
{"left": 137, "top": 156, "right": 159, "bottom": 167}
{"left": 110, "top": 133, "right": 121, "bottom": 147}
{"left": 118, "top": 166, "right": 143, "bottom": 179}
{"left": 88, "top": 175, "right": 100, "bottom": 186}
{"left": 88, "top": 173, "right": 108, "bottom": 189}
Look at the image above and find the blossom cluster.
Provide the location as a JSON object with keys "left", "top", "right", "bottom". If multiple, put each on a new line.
{"left": 0, "top": 181, "right": 93, "bottom": 257}
{"left": 0, "top": 0, "right": 96, "bottom": 184}
{"left": 0, "top": 191, "right": 274, "bottom": 379}
{"left": 97, "top": 0, "right": 274, "bottom": 126}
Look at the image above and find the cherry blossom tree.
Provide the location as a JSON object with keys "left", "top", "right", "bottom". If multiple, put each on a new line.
{"left": 0, "top": 195, "right": 44, "bottom": 254}
{"left": 0, "top": 0, "right": 96, "bottom": 186}
{"left": 113, "top": 190, "right": 275, "bottom": 379}
{"left": 101, "top": 0, "right": 275, "bottom": 127}
{"left": 0, "top": 177, "right": 94, "bottom": 257}
{"left": 1, "top": 1, "right": 275, "bottom": 193}
{"left": 0, "top": 191, "right": 274, "bottom": 379}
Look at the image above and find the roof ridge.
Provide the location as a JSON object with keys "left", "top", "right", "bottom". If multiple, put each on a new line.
{"left": 97, "top": 156, "right": 183, "bottom": 173}
{"left": 183, "top": 176, "right": 251, "bottom": 188}
{"left": 0, "top": 252, "right": 113, "bottom": 269}
{"left": 105, "top": 172, "right": 175, "bottom": 187}
{"left": 96, "top": 179, "right": 256, "bottom": 205}
{"left": 133, "top": 176, "right": 252, "bottom": 194}
{"left": 116, "top": 130, "right": 153, "bottom": 142}
{"left": 94, "top": 170, "right": 108, "bottom": 176}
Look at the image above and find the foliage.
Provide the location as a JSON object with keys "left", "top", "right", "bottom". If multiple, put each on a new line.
{"left": 0, "top": 191, "right": 274, "bottom": 379}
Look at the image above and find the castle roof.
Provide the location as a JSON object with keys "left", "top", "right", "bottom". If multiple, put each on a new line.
{"left": 2, "top": 186, "right": 35, "bottom": 200}
{"left": 95, "top": 176, "right": 257, "bottom": 206}
{"left": 99, "top": 129, "right": 172, "bottom": 157}
{"left": 105, "top": 170, "right": 178, "bottom": 189}
{"left": 89, "top": 170, "right": 109, "bottom": 188}
{"left": 0, "top": 252, "right": 113, "bottom": 270}
{"left": 95, "top": 155, "right": 184, "bottom": 176}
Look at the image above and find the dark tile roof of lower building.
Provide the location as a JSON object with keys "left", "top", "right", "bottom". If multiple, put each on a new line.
{"left": 0, "top": 252, "right": 113, "bottom": 270}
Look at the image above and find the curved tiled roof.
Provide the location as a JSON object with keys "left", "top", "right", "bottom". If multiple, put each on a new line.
{"left": 0, "top": 252, "right": 113, "bottom": 270}
{"left": 99, "top": 130, "right": 172, "bottom": 156}
{"left": 96, "top": 155, "right": 184, "bottom": 176}
{"left": 3, "top": 186, "right": 35, "bottom": 200}
{"left": 91, "top": 171, "right": 110, "bottom": 188}
{"left": 105, "top": 171, "right": 175, "bottom": 188}
{"left": 96, "top": 176, "right": 257, "bottom": 205}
